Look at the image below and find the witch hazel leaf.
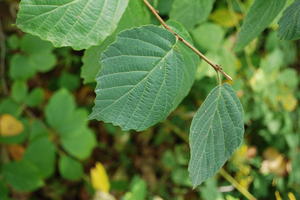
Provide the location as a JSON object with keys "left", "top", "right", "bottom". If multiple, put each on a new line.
{"left": 278, "top": 0, "right": 300, "bottom": 40}
{"left": 188, "top": 84, "right": 244, "bottom": 187}
{"left": 90, "top": 25, "right": 197, "bottom": 131}
{"left": 16, "top": 0, "right": 129, "bottom": 50}
{"left": 235, "top": 0, "right": 286, "bottom": 51}
{"left": 81, "top": 0, "right": 151, "bottom": 84}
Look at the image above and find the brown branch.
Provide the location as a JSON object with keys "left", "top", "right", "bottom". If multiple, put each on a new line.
{"left": 143, "top": 0, "right": 233, "bottom": 81}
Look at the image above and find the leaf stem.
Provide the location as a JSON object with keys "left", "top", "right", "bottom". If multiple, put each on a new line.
{"left": 219, "top": 168, "right": 257, "bottom": 200}
{"left": 216, "top": 71, "right": 222, "bottom": 86}
{"left": 143, "top": 0, "right": 233, "bottom": 81}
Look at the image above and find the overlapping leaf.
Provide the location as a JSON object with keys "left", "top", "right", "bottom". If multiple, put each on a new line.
{"left": 59, "top": 155, "right": 83, "bottom": 181}
{"left": 188, "top": 84, "right": 244, "bottom": 187}
{"left": 3, "top": 160, "right": 44, "bottom": 192}
{"left": 24, "top": 138, "right": 56, "bottom": 178}
{"left": 90, "top": 25, "right": 198, "bottom": 131}
{"left": 17, "top": 0, "right": 129, "bottom": 49}
{"left": 278, "top": 0, "right": 300, "bottom": 40}
{"left": 45, "top": 89, "right": 96, "bottom": 159}
{"left": 170, "top": 0, "right": 215, "bottom": 29}
{"left": 9, "top": 34, "right": 56, "bottom": 81}
{"left": 235, "top": 0, "right": 286, "bottom": 51}
{"left": 81, "top": 0, "right": 150, "bottom": 83}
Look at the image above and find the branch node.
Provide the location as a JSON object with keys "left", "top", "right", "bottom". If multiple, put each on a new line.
{"left": 143, "top": 0, "right": 233, "bottom": 81}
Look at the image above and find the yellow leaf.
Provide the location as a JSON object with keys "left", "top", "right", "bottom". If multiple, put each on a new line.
{"left": 275, "top": 191, "right": 282, "bottom": 200}
{"left": 239, "top": 176, "right": 253, "bottom": 189}
{"left": 288, "top": 192, "right": 296, "bottom": 200}
{"left": 278, "top": 94, "right": 297, "bottom": 111}
{"left": 210, "top": 9, "right": 242, "bottom": 27}
{"left": 231, "top": 144, "right": 248, "bottom": 167}
{"left": 90, "top": 162, "right": 110, "bottom": 192}
{"left": 0, "top": 114, "right": 24, "bottom": 136}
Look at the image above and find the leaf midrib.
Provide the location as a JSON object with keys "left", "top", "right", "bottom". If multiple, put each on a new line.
{"left": 190, "top": 86, "right": 240, "bottom": 183}
{"left": 20, "top": 0, "right": 82, "bottom": 24}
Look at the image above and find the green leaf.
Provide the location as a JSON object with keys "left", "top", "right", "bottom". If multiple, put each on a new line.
{"left": 26, "top": 88, "right": 44, "bottom": 107}
{"left": 61, "top": 127, "right": 96, "bottom": 160}
{"left": 0, "top": 98, "right": 21, "bottom": 116}
{"left": 59, "top": 155, "right": 83, "bottom": 181}
{"left": 0, "top": 133, "right": 27, "bottom": 145}
{"left": 162, "top": 150, "right": 177, "bottom": 169}
{"left": 157, "top": 0, "right": 174, "bottom": 15}
{"left": 30, "top": 51, "right": 56, "bottom": 72}
{"left": 20, "top": 34, "right": 56, "bottom": 72}
{"left": 171, "top": 167, "right": 191, "bottom": 187}
{"left": 16, "top": 0, "right": 129, "bottom": 50}
{"left": 81, "top": 0, "right": 150, "bottom": 83}
{"left": 174, "top": 145, "right": 189, "bottom": 165}
{"left": 45, "top": 90, "right": 96, "bottom": 159}
{"left": 81, "top": 44, "right": 107, "bottom": 84}
{"left": 29, "top": 120, "right": 48, "bottom": 141}
{"left": 58, "top": 72, "right": 80, "bottom": 91}
{"left": 24, "top": 137, "right": 56, "bottom": 178}
{"left": 11, "top": 81, "right": 28, "bottom": 103}
{"left": 115, "top": 0, "right": 150, "bottom": 32}
{"left": 3, "top": 160, "right": 44, "bottom": 192}
{"left": 192, "top": 23, "right": 225, "bottom": 51}
{"left": 7, "top": 35, "right": 20, "bottom": 50}
{"left": 123, "top": 176, "right": 147, "bottom": 200}
{"left": 9, "top": 35, "right": 56, "bottom": 80}
{"left": 166, "top": 21, "right": 200, "bottom": 104}
{"left": 0, "top": 180, "right": 9, "bottom": 200}
{"left": 235, "top": 0, "right": 286, "bottom": 51}
{"left": 170, "top": 0, "right": 215, "bottom": 29}
{"left": 20, "top": 34, "right": 54, "bottom": 54}
{"left": 278, "top": 0, "right": 300, "bottom": 40}
{"left": 167, "top": 20, "right": 194, "bottom": 43}
{"left": 279, "top": 69, "right": 298, "bottom": 88}
{"left": 45, "top": 89, "right": 76, "bottom": 133}
{"left": 60, "top": 109, "right": 89, "bottom": 138}
{"left": 290, "top": 151, "right": 300, "bottom": 185}
{"left": 9, "top": 54, "right": 35, "bottom": 80}
{"left": 188, "top": 84, "right": 244, "bottom": 187}
{"left": 90, "top": 25, "right": 198, "bottom": 131}
{"left": 200, "top": 177, "right": 224, "bottom": 200}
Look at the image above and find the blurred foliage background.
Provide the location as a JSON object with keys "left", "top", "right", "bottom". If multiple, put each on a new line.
{"left": 0, "top": 0, "right": 299, "bottom": 199}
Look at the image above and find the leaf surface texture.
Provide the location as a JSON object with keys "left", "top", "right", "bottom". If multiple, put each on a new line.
{"left": 90, "top": 25, "right": 198, "bottom": 131}
{"left": 188, "top": 84, "right": 244, "bottom": 187}
{"left": 17, "top": 0, "right": 129, "bottom": 49}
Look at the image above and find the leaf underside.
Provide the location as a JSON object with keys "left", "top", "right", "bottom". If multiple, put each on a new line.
{"left": 90, "top": 25, "right": 198, "bottom": 131}
{"left": 188, "top": 84, "right": 244, "bottom": 187}
{"left": 16, "top": 0, "right": 129, "bottom": 50}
